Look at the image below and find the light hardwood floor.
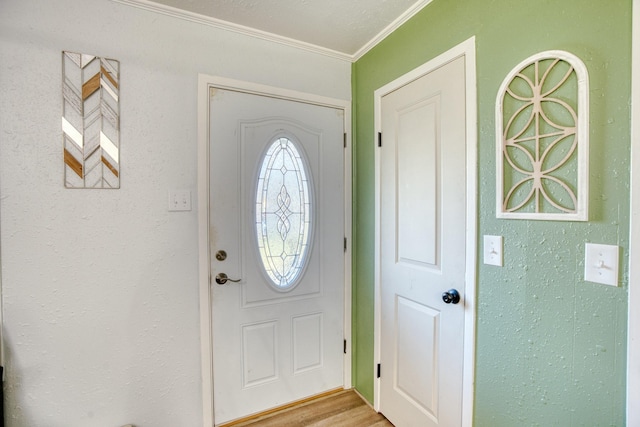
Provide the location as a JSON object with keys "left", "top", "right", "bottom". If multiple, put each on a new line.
{"left": 224, "top": 389, "right": 394, "bottom": 427}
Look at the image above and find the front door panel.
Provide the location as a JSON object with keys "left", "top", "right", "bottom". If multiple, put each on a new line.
{"left": 209, "top": 89, "right": 345, "bottom": 424}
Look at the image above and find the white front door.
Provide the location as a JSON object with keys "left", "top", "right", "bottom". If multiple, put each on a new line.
{"left": 379, "top": 56, "right": 467, "bottom": 427}
{"left": 209, "top": 89, "right": 345, "bottom": 425}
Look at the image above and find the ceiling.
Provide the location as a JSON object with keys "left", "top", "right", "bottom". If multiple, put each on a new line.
{"left": 114, "top": 0, "right": 432, "bottom": 60}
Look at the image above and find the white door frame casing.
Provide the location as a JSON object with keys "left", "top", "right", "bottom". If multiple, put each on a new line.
{"left": 197, "top": 75, "right": 353, "bottom": 426}
{"left": 628, "top": 0, "right": 640, "bottom": 425}
{"left": 372, "top": 36, "right": 478, "bottom": 426}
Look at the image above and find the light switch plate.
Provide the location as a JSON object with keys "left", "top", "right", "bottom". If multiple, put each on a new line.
{"left": 484, "top": 235, "right": 503, "bottom": 266}
{"left": 168, "top": 190, "right": 192, "bottom": 211}
{"left": 584, "top": 243, "right": 619, "bottom": 286}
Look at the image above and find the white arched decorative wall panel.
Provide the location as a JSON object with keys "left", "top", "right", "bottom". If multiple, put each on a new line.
{"left": 496, "top": 50, "right": 589, "bottom": 221}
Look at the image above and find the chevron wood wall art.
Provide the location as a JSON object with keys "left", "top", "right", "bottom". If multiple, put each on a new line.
{"left": 62, "top": 51, "right": 120, "bottom": 188}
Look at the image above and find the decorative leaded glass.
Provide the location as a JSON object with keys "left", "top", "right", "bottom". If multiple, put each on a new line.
{"left": 255, "top": 137, "right": 312, "bottom": 290}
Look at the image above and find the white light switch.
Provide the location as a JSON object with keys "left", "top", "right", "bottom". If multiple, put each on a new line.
{"left": 168, "top": 190, "right": 192, "bottom": 211}
{"left": 484, "top": 235, "right": 503, "bottom": 266}
{"left": 584, "top": 243, "right": 619, "bottom": 286}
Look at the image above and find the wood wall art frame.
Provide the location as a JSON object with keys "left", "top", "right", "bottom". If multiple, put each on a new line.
{"left": 62, "top": 51, "right": 120, "bottom": 189}
{"left": 496, "top": 50, "right": 588, "bottom": 221}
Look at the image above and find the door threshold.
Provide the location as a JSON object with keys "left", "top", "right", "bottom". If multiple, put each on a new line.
{"left": 219, "top": 387, "right": 346, "bottom": 427}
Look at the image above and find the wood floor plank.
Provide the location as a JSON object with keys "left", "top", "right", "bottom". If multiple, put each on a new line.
{"left": 230, "top": 390, "right": 393, "bottom": 427}
{"left": 313, "top": 404, "right": 385, "bottom": 427}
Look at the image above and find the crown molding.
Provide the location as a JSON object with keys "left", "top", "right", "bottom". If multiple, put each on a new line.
{"left": 110, "top": 0, "right": 353, "bottom": 62}
{"left": 352, "top": 0, "right": 433, "bottom": 61}
{"left": 111, "top": 0, "right": 432, "bottom": 63}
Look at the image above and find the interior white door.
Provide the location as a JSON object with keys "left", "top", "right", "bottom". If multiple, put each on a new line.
{"left": 209, "top": 89, "right": 345, "bottom": 425}
{"left": 379, "top": 56, "right": 467, "bottom": 427}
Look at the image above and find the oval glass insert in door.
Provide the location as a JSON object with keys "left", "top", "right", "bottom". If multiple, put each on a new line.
{"left": 255, "top": 136, "right": 313, "bottom": 291}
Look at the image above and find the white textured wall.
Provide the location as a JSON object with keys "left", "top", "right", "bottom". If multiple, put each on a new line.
{"left": 0, "top": 1, "right": 351, "bottom": 426}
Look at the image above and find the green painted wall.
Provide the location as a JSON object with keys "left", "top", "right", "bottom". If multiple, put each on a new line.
{"left": 352, "top": 1, "right": 630, "bottom": 425}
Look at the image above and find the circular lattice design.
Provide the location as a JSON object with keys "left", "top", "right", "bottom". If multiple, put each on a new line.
{"left": 497, "top": 51, "right": 589, "bottom": 220}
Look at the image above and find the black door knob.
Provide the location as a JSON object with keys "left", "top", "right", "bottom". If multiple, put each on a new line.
{"left": 442, "top": 289, "right": 460, "bottom": 304}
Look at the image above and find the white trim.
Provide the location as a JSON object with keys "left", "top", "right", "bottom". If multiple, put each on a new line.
{"left": 372, "top": 36, "right": 477, "bottom": 426}
{"left": 112, "top": 0, "right": 351, "bottom": 61}
{"left": 495, "top": 50, "right": 589, "bottom": 221}
{"left": 352, "top": 0, "right": 433, "bottom": 61}
{"left": 110, "top": 0, "right": 432, "bottom": 62}
{"left": 628, "top": 0, "right": 640, "bottom": 424}
{"left": 197, "top": 74, "right": 214, "bottom": 427}
{"left": 197, "top": 75, "right": 352, "bottom": 427}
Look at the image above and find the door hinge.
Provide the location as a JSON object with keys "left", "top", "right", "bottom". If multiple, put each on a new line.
{"left": 344, "top": 132, "right": 347, "bottom": 148}
{"left": 378, "top": 132, "right": 382, "bottom": 147}
{"left": 344, "top": 339, "right": 347, "bottom": 354}
{"left": 344, "top": 237, "right": 347, "bottom": 252}
{"left": 377, "top": 363, "right": 381, "bottom": 378}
